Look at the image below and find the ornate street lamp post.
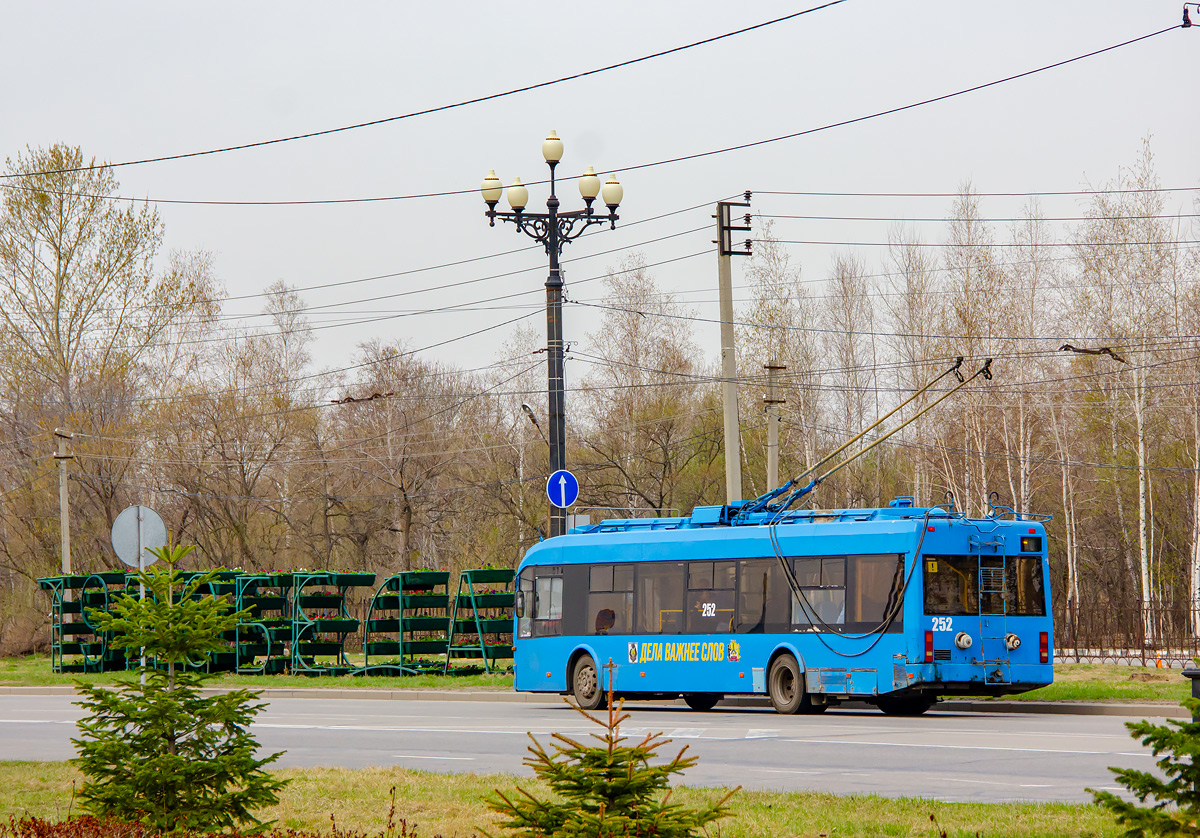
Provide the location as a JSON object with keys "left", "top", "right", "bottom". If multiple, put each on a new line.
{"left": 481, "top": 131, "right": 623, "bottom": 537}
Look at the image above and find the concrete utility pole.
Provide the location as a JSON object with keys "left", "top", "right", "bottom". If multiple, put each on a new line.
{"left": 764, "top": 362, "right": 786, "bottom": 490}
{"left": 715, "top": 196, "right": 752, "bottom": 504}
{"left": 53, "top": 428, "right": 73, "bottom": 576}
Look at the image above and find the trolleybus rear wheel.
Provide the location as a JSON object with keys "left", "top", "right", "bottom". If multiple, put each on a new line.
{"left": 683, "top": 693, "right": 722, "bottom": 711}
{"left": 875, "top": 695, "right": 935, "bottom": 716}
{"left": 767, "top": 654, "right": 807, "bottom": 714}
{"left": 571, "top": 654, "right": 607, "bottom": 711}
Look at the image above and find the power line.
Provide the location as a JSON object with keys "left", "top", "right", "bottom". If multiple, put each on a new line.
{"left": 757, "top": 212, "right": 1200, "bottom": 223}
{"left": 755, "top": 187, "right": 1200, "bottom": 199}
{"left": 0, "top": 3, "right": 849, "bottom": 181}
{"left": 1, "top": 25, "right": 1186, "bottom": 209}
{"left": 114, "top": 310, "right": 543, "bottom": 409}
{"left": 759, "top": 238, "right": 1200, "bottom": 249}
{"left": 31, "top": 246, "right": 712, "bottom": 353}
{"left": 570, "top": 298, "right": 1200, "bottom": 344}
{"left": 276, "top": 225, "right": 712, "bottom": 317}
{"left": 780, "top": 415, "right": 1200, "bottom": 476}
{"left": 607, "top": 25, "right": 1184, "bottom": 177}
{"left": 219, "top": 195, "right": 730, "bottom": 303}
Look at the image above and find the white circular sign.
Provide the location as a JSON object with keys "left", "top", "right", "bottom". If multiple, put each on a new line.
{"left": 111, "top": 505, "right": 167, "bottom": 569}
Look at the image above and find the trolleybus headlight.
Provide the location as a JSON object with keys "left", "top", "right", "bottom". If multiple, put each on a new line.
{"left": 1005, "top": 632, "right": 1021, "bottom": 651}
{"left": 954, "top": 631, "right": 973, "bottom": 650}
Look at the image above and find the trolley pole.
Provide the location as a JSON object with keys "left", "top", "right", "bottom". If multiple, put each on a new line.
{"left": 764, "top": 362, "right": 786, "bottom": 490}
{"left": 53, "top": 429, "right": 73, "bottom": 577}
{"left": 716, "top": 196, "right": 752, "bottom": 504}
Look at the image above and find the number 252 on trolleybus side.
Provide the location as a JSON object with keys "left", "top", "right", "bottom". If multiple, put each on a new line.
{"left": 513, "top": 497, "right": 1053, "bottom": 715}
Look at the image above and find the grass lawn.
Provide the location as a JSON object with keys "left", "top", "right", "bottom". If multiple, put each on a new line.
{"left": 0, "top": 761, "right": 1125, "bottom": 837}
{"left": 0, "top": 655, "right": 514, "bottom": 691}
{"left": 2, "top": 655, "right": 1191, "bottom": 703}
{"left": 1006, "top": 663, "right": 1187, "bottom": 703}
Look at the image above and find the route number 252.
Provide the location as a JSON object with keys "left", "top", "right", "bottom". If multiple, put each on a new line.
{"left": 931, "top": 617, "right": 954, "bottom": 631}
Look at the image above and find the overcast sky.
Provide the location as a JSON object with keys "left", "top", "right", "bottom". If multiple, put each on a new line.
{"left": 2, "top": 1, "right": 1196, "bottom": 389}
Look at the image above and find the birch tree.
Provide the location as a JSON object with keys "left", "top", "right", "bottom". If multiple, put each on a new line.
{"left": 1072, "top": 140, "right": 1175, "bottom": 643}
{"left": 738, "top": 222, "right": 822, "bottom": 485}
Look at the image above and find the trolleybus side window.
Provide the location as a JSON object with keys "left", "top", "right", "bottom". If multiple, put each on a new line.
{"left": 588, "top": 563, "right": 634, "bottom": 635}
{"left": 685, "top": 561, "right": 735, "bottom": 634}
{"left": 792, "top": 556, "right": 846, "bottom": 626}
{"left": 636, "top": 562, "right": 685, "bottom": 634}
{"left": 851, "top": 554, "right": 906, "bottom": 624}
{"left": 735, "top": 558, "right": 790, "bottom": 633}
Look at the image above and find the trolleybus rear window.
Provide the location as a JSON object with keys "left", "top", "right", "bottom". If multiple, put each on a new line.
{"left": 924, "top": 555, "right": 1046, "bottom": 616}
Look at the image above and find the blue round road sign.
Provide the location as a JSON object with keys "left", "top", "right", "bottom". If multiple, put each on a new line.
{"left": 547, "top": 469, "right": 580, "bottom": 509}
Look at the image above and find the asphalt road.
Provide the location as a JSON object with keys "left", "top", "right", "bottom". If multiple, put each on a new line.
{"left": 0, "top": 694, "right": 1157, "bottom": 803}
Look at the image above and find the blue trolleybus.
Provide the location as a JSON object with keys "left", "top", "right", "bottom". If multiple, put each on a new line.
{"left": 513, "top": 496, "right": 1053, "bottom": 715}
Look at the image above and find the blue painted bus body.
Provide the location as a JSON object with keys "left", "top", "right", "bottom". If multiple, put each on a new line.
{"left": 513, "top": 500, "right": 1053, "bottom": 711}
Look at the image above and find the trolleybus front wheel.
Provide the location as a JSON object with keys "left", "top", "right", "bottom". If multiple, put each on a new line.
{"left": 571, "top": 654, "right": 607, "bottom": 711}
{"left": 767, "top": 654, "right": 823, "bottom": 714}
{"left": 683, "top": 693, "right": 722, "bottom": 711}
{"left": 875, "top": 695, "right": 935, "bottom": 716}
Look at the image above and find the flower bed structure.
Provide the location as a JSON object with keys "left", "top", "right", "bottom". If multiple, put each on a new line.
{"left": 444, "top": 568, "right": 515, "bottom": 674}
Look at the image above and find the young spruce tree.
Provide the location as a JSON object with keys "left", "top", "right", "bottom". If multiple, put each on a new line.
{"left": 486, "top": 660, "right": 737, "bottom": 838}
{"left": 72, "top": 543, "right": 287, "bottom": 832}
{"left": 1091, "top": 696, "right": 1200, "bottom": 836}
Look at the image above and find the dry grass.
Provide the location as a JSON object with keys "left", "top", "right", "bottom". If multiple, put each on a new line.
{"left": 0, "top": 762, "right": 1124, "bottom": 837}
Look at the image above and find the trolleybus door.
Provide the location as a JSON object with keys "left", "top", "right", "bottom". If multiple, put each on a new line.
{"left": 977, "top": 553, "right": 1011, "bottom": 682}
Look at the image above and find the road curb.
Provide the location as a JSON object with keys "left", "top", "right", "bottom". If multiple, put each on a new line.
{"left": 0, "top": 684, "right": 1186, "bottom": 716}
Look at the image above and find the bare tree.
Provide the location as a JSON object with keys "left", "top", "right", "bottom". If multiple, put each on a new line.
{"left": 1071, "top": 140, "right": 1175, "bottom": 643}
{"left": 577, "top": 255, "right": 718, "bottom": 515}
{"left": 822, "top": 253, "right": 878, "bottom": 506}
{"left": 882, "top": 224, "right": 943, "bottom": 504}
{"left": 737, "top": 221, "right": 822, "bottom": 487}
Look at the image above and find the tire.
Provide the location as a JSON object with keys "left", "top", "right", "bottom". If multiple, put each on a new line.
{"left": 571, "top": 654, "right": 607, "bottom": 711}
{"left": 683, "top": 693, "right": 722, "bottom": 711}
{"left": 767, "top": 654, "right": 806, "bottom": 714}
{"left": 876, "top": 696, "right": 935, "bottom": 716}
